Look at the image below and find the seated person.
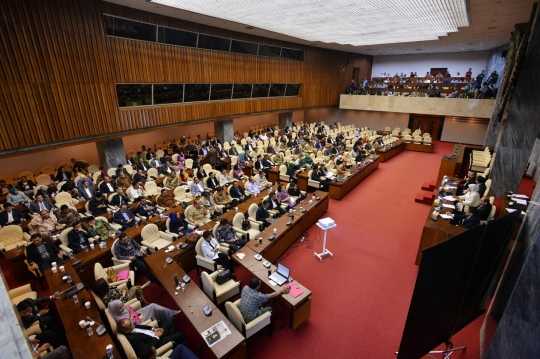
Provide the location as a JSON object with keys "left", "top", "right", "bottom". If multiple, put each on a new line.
{"left": 201, "top": 230, "right": 233, "bottom": 272}
{"left": 213, "top": 187, "right": 237, "bottom": 210}
{"left": 219, "top": 169, "right": 233, "bottom": 188}
{"left": 238, "top": 278, "right": 289, "bottom": 324}
{"left": 455, "top": 184, "right": 480, "bottom": 210}
{"left": 195, "top": 167, "right": 208, "bottom": 180}
{"left": 229, "top": 181, "right": 246, "bottom": 203}
{"left": 133, "top": 169, "right": 147, "bottom": 184}
{"left": 26, "top": 233, "right": 69, "bottom": 271}
{"left": 456, "top": 171, "right": 477, "bottom": 196}
{"left": 157, "top": 188, "right": 176, "bottom": 210}
{"left": 190, "top": 177, "right": 207, "bottom": 197}
{"left": 56, "top": 204, "right": 80, "bottom": 228}
{"left": 86, "top": 216, "right": 116, "bottom": 241}
{"left": 246, "top": 177, "right": 262, "bottom": 196}
{"left": 110, "top": 188, "right": 130, "bottom": 209}
{"left": 168, "top": 211, "right": 193, "bottom": 237}
{"left": 92, "top": 278, "right": 149, "bottom": 307}
{"left": 277, "top": 185, "right": 295, "bottom": 208}
{"left": 29, "top": 193, "right": 54, "bottom": 215}
{"left": 16, "top": 175, "right": 36, "bottom": 192}
{"left": 311, "top": 165, "right": 329, "bottom": 191}
{"left": 452, "top": 196, "right": 492, "bottom": 228}
{"left": 30, "top": 210, "right": 63, "bottom": 236}
{"left": 16, "top": 294, "right": 58, "bottom": 331}
{"left": 232, "top": 165, "right": 245, "bottom": 180}
{"left": 89, "top": 192, "right": 108, "bottom": 216}
{"left": 129, "top": 182, "right": 148, "bottom": 202}
{"left": 268, "top": 191, "right": 286, "bottom": 216}
{"left": 136, "top": 158, "right": 150, "bottom": 172}
{"left": 298, "top": 153, "right": 314, "bottom": 169}
{"left": 254, "top": 155, "right": 267, "bottom": 175}
{"left": 200, "top": 191, "right": 221, "bottom": 218}
{"left": 185, "top": 200, "right": 210, "bottom": 227}
{"left": 335, "top": 162, "right": 349, "bottom": 179}
{"left": 113, "top": 203, "right": 136, "bottom": 229}
{"left": 476, "top": 176, "right": 487, "bottom": 197}
{"left": 262, "top": 154, "right": 276, "bottom": 169}
{"left": 67, "top": 221, "right": 93, "bottom": 253}
{"left": 116, "top": 171, "right": 133, "bottom": 192}
{"left": 159, "top": 161, "right": 174, "bottom": 177}
{"left": 206, "top": 172, "right": 220, "bottom": 191}
{"left": 7, "top": 187, "right": 30, "bottom": 205}
{"left": 77, "top": 180, "right": 96, "bottom": 201}
{"left": 99, "top": 176, "right": 117, "bottom": 195}
{"left": 256, "top": 200, "right": 272, "bottom": 228}
{"left": 165, "top": 173, "right": 179, "bottom": 188}
{"left": 287, "top": 182, "right": 306, "bottom": 201}
{"left": 137, "top": 197, "right": 158, "bottom": 218}
{"left": 215, "top": 218, "right": 247, "bottom": 253}
{"left": 55, "top": 166, "right": 72, "bottom": 182}
{"left": 116, "top": 164, "right": 130, "bottom": 178}
{"left": 0, "top": 202, "right": 25, "bottom": 226}
{"left": 114, "top": 234, "right": 157, "bottom": 283}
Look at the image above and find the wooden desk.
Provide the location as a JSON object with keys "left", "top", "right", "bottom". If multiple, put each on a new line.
{"left": 267, "top": 167, "right": 280, "bottom": 184}
{"left": 145, "top": 248, "right": 246, "bottom": 359}
{"left": 328, "top": 157, "right": 380, "bottom": 200}
{"left": 404, "top": 142, "right": 434, "bottom": 153}
{"left": 376, "top": 140, "right": 405, "bottom": 162}
{"left": 71, "top": 234, "right": 120, "bottom": 286}
{"left": 65, "top": 316, "right": 121, "bottom": 359}
{"left": 243, "top": 163, "right": 253, "bottom": 178}
{"left": 233, "top": 246, "right": 312, "bottom": 330}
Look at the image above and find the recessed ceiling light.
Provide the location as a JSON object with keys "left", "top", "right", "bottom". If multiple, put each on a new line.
{"left": 150, "top": 0, "right": 471, "bottom": 46}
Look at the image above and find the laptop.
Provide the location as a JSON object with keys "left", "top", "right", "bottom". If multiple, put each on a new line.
{"left": 269, "top": 263, "right": 290, "bottom": 285}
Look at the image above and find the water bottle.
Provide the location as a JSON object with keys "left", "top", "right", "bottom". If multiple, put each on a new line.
{"left": 73, "top": 294, "right": 78, "bottom": 304}
{"left": 85, "top": 245, "right": 89, "bottom": 252}
{"left": 106, "top": 344, "right": 114, "bottom": 358}
{"left": 16, "top": 245, "right": 21, "bottom": 252}
{"left": 86, "top": 324, "right": 93, "bottom": 336}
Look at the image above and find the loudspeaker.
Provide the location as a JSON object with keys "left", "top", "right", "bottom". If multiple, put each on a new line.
{"left": 501, "top": 50, "right": 508, "bottom": 58}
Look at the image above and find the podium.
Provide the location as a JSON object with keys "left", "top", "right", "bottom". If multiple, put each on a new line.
{"left": 315, "top": 222, "right": 335, "bottom": 261}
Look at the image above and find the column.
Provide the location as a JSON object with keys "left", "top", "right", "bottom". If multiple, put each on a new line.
{"left": 95, "top": 138, "right": 126, "bottom": 171}
{"left": 279, "top": 112, "right": 293, "bottom": 129}
{"left": 214, "top": 119, "right": 233, "bottom": 144}
{"left": 487, "top": 15, "right": 540, "bottom": 197}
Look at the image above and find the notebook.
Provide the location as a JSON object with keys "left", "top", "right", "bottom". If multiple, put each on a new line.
{"left": 284, "top": 283, "right": 304, "bottom": 298}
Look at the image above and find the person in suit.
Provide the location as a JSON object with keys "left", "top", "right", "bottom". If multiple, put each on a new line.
{"left": 137, "top": 344, "right": 198, "bottom": 359}
{"left": 244, "top": 142, "right": 254, "bottom": 152}
{"left": 26, "top": 233, "right": 69, "bottom": 271}
{"left": 230, "top": 181, "right": 246, "bottom": 203}
{"left": 115, "top": 164, "right": 130, "bottom": 178}
{"left": 310, "top": 165, "right": 329, "bottom": 191}
{"left": 129, "top": 182, "right": 148, "bottom": 202}
{"left": 137, "top": 197, "right": 158, "bottom": 218}
{"left": 254, "top": 155, "right": 267, "bottom": 175}
{"left": 148, "top": 155, "right": 161, "bottom": 168}
{"left": 99, "top": 176, "right": 117, "bottom": 195}
{"left": 0, "top": 202, "right": 25, "bottom": 226}
{"left": 228, "top": 146, "right": 238, "bottom": 156}
{"left": 207, "top": 146, "right": 219, "bottom": 168}
{"left": 136, "top": 158, "right": 150, "bottom": 172}
{"left": 457, "top": 171, "right": 477, "bottom": 196}
{"left": 453, "top": 196, "right": 493, "bottom": 228}
{"left": 116, "top": 319, "right": 185, "bottom": 359}
{"left": 67, "top": 221, "right": 93, "bottom": 253}
{"left": 261, "top": 154, "right": 275, "bottom": 169}
{"left": 190, "top": 177, "right": 208, "bottom": 197}
{"left": 206, "top": 172, "right": 220, "bottom": 190}
{"left": 268, "top": 191, "right": 286, "bottom": 216}
{"left": 256, "top": 200, "right": 272, "bottom": 228}
{"left": 198, "top": 145, "right": 208, "bottom": 157}
{"left": 89, "top": 192, "right": 108, "bottom": 216}
{"left": 133, "top": 170, "right": 147, "bottom": 184}
{"left": 29, "top": 193, "right": 55, "bottom": 215}
{"left": 110, "top": 188, "right": 130, "bottom": 209}
{"left": 476, "top": 176, "right": 487, "bottom": 197}
{"left": 16, "top": 176, "right": 36, "bottom": 192}
{"left": 113, "top": 203, "right": 136, "bottom": 229}
{"left": 196, "top": 167, "right": 208, "bottom": 180}
{"left": 78, "top": 180, "right": 96, "bottom": 201}
{"left": 159, "top": 161, "right": 174, "bottom": 176}
{"left": 55, "top": 167, "right": 72, "bottom": 182}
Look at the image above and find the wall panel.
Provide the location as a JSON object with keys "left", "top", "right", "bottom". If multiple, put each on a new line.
{"left": 0, "top": 0, "right": 371, "bottom": 154}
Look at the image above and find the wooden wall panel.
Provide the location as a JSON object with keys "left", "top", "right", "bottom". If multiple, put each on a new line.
{"left": 0, "top": 0, "right": 372, "bottom": 153}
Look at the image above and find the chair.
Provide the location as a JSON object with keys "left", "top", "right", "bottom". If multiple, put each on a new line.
{"left": 185, "top": 158, "right": 194, "bottom": 169}
{"left": 147, "top": 168, "right": 159, "bottom": 179}
{"left": 94, "top": 262, "right": 135, "bottom": 288}
{"left": 58, "top": 163, "right": 72, "bottom": 172}
{"left": 155, "top": 150, "right": 165, "bottom": 158}
{"left": 19, "top": 171, "right": 35, "bottom": 181}
{"left": 92, "top": 282, "right": 135, "bottom": 312}
{"left": 307, "top": 170, "right": 322, "bottom": 189}
{"left": 54, "top": 191, "right": 79, "bottom": 209}
{"left": 87, "top": 164, "right": 100, "bottom": 174}
{"left": 140, "top": 223, "right": 175, "bottom": 253}
{"left": 225, "top": 299, "right": 272, "bottom": 339}
{"left": 59, "top": 227, "right": 96, "bottom": 253}
{"left": 232, "top": 212, "right": 260, "bottom": 241}
{"left": 384, "top": 126, "right": 391, "bottom": 131}
{"left": 484, "top": 179, "right": 492, "bottom": 197}
{"left": 9, "top": 283, "right": 37, "bottom": 305}
{"left": 35, "top": 174, "right": 52, "bottom": 187}
{"left": 41, "top": 166, "right": 56, "bottom": 176}
{"left": 143, "top": 181, "right": 161, "bottom": 196}
{"left": 110, "top": 238, "right": 148, "bottom": 266}
{"left": 173, "top": 186, "right": 193, "bottom": 202}
{"left": 247, "top": 204, "right": 264, "bottom": 230}
{"left": 0, "top": 225, "right": 31, "bottom": 252}
{"left": 0, "top": 174, "right": 15, "bottom": 185}
{"left": 201, "top": 271, "right": 241, "bottom": 305}
{"left": 278, "top": 165, "right": 289, "bottom": 182}
{"left": 194, "top": 237, "right": 228, "bottom": 275}
{"left": 487, "top": 204, "right": 497, "bottom": 221}
{"left": 107, "top": 168, "right": 117, "bottom": 177}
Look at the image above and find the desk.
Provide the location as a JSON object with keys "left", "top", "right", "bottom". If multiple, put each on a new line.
{"left": 404, "top": 142, "right": 434, "bottom": 153}
{"left": 243, "top": 163, "right": 253, "bottom": 178}
{"left": 71, "top": 234, "right": 120, "bottom": 286}
{"left": 233, "top": 246, "right": 312, "bottom": 330}
{"left": 267, "top": 167, "right": 280, "bottom": 184}
{"left": 376, "top": 140, "right": 405, "bottom": 162}
{"left": 328, "top": 157, "right": 380, "bottom": 200}
{"left": 145, "top": 247, "right": 247, "bottom": 359}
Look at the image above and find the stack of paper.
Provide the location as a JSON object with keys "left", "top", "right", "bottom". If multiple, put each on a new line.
{"left": 506, "top": 208, "right": 526, "bottom": 215}
{"left": 236, "top": 252, "right": 245, "bottom": 259}
{"left": 442, "top": 204, "right": 456, "bottom": 209}
{"left": 439, "top": 213, "right": 453, "bottom": 219}
{"left": 443, "top": 196, "right": 457, "bottom": 201}
{"left": 515, "top": 199, "right": 527, "bottom": 205}
{"left": 510, "top": 194, "right": 529, "bottom": 199}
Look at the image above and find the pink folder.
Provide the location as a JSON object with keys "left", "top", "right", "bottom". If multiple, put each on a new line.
{"left": 284, "top": 283, "right": 304, "bottom": 298}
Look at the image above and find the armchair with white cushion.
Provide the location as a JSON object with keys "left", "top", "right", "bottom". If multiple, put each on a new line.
{"left": 247, "top": 203, "right": 264, "bottom": 231}
{"left": 110, "top": 238, "right": 148, "bottom": 266}
{"left": 54, "top": 191, "right": 79, "bottom": 209}
{"left": 173, "top": 186, "right": 193, "bottom": 202}
{"left": 225, "top": 299, "right": 272, "bottom": 339}
{"left": 10, "top": 284, "right": 42, "bottom": 337}
{"left": 201, "top": 271, "right": 241, "bottom": 305}
{"left": 195, "top": 237, "right": 228, "bottom": 275}
{"left": 143, "top": 181, "right": 161, "bottom": 196}
{"left": 307, "top": 170, "right": 322, "bottom": 189}
{"left": 0, "top": 225, "right": 31, "bottom": 252}
{"left": 232, "top": 212, "right": 260, "bottom": 241}
{"left": 94, "top": 262, "right": 135, "bottom": 288}
{"left": 140, "top": 223, "right": 175, "bottom": 253}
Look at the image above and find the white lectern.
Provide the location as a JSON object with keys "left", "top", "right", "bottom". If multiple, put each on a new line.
{"left": 315, "top": 222, "right": 335, "bottom": 261}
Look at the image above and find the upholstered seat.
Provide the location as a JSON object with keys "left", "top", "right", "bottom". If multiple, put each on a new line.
{"left": 141, "top": 223, "right": 175, "bottom": 253}
{"left": 225, "top": 299, "right": 272, "bottom": 339}
{"left": 0, "top": 225, "right": 31, "bottom": 252}
{"left": 232, "top": 212, "right": 260, "bottom": 241}
{"left": 201, "top": 271, "right": 241, "bottom": 305}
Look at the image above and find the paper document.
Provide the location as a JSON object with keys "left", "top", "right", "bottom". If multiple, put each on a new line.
{"left": 442, "top": 204, "right": 456, "bottom": 209}
{"left": 201, "top": 320, "right": 232, "bottom": 348}
{"left": 284, "top": 283, "right": 304, "bottom": 298}
{"left": 442, "top": 196, "right": 457, "bottom": 201}
{"left": 506, "top": 208, "right": 526, "bottom": 215}
{"left": 268, "top": 279, "right": 277, "bottom": 286}
{"left": 236, "top": 253, "right": 245, "bottom": 259}
{"left": 515, "top": 199, "right": 527, "bottom": 205}
{"left": 511, "top": 194, "right": 529, "bottom": 199}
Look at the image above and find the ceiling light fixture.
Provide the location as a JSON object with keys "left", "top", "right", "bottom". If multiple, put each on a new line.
{"left": 150, "top": 0, "right": 470, "bottom": 46}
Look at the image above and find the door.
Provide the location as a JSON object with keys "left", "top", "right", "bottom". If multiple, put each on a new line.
{"left": 411, "top": 115, "right": 442, "bottom": 139}
{"left": 430, "top": 67, "right": 447, "bottom": 77}
{"left": 352, "top": 67, "right": 360, "bottom": 84}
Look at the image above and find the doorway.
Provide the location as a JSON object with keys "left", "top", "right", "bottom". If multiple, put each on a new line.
{"left": 352, "top": 67, "right": 360, "bottom": 84}
{"left": 430, "top": 67, "right": 447, "bottom": 77}
{"left": 410, "top": 115, "right": 443, "bottom": 139}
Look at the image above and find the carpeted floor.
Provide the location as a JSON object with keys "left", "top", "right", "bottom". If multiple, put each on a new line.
{"left": 2, "top": 141, "right": 536, "bottom": 359}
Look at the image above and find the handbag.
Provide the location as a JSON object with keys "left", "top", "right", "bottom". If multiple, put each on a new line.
{"left": 106, "top": 268, "right": 118, "bottom": 283}
{"left": 241, "top": 218, "right": 251, "bottom": 231}
{"left": 216, "top": 269, "right": 232, "bottom": 285}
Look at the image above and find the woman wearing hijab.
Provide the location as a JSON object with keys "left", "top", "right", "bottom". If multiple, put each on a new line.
{"left": 7, "top": 187, "right": 30, "bottom": 205}
{"left": 168, "top": 211, "right": 193, "bottom": 236}
{"left": 107, "top": 299, "right": 180, "bottom": 334}
{"left": 92, "top": 278, "right": 149, "bottom": 307}
{"left": 456, "top": 183, "right": 480, "bottom": 212}
{"left": 237, "top": 153, "right": 246, "bottom": 170}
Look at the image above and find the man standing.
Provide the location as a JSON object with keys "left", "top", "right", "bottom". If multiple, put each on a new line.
{"left": 207, "top": 145, "right": 220, "bottom": 168}
{"left": 238, "top": 278, "right": 289, "bottom": 323}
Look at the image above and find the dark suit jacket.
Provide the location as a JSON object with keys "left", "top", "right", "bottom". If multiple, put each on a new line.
{"left": 136, "top": 162, "right": 149, "bottom": 172}
{"left": 244, "top": 144, "right": 254, "bottom": 152}
{"left": 228, "top": 148, "right": 238, "bottom": 156}
{"left": 112, "top": 209, "right": 135, "bottom": 226}
{"left": 470, "top": 203, "right": 492, "bottom": 221}
{"left": 230, "top": 186, "right": 245, "bottom": 199}
{"left": 89, "top": 198, "right": 108, "bottom": 216}
{"left": 158, "top": 165, "right": 173, "bottom": 176}
{"left": 463, "top": 215, "right": 481, "bottom": 229}
{"left": 256, "top": 205, "right": 270, "bottom": 222}
{"left": 207, "top": 148, "right": 219, "bottom": 166}
{"left": 16, "top": 180, "right": 36, "bottom": 191}
{"left": 78, "top": 186, "right": 96, "bottom": 200}
{"left": 26, "top": 238, "right": 61, "bottom": 266}
{"left": 110, "top": 194, "right": 129, "bottom": 208}
{"left": 29, "top": 199, "right": 54, "bottom": 215}
{"left": 67, "top": 229, "right": 92, "bottom": 252}
{"left": 262, "top": 159, "right": 275, "bottom": 168}
{"left": 133, "top": 173, "right": 147, "bottom": 184}
{"left": 254, "top": 161, "right": 265, "bottom": 171}
{"left": 330, "top": 148, "right": 340, "bottom": 155}
{"left": 0, "top": 208, "right": 25, "bottom": 226}
{"left": 115, "top": 168, "right": 130, "bottom": 178}
{"left": 196, "top": 169, "right": 207, "bottom": 180}
{"left": 124, "top": 325, "right": 160, "bottom": 357}
{"left": 207, "top": 177, "right": 219, "bottom": 190}
{"left": 55, "top": 171, "right": 72, "bottom": 182}
{"left": 149, "top": 159, "right": 162, "bottom": 168}
{"left": 478, "top": 183, "right": 487, "bottom": 197}
{"left": 99, "top": 181, "right": 117, "bottom": 195}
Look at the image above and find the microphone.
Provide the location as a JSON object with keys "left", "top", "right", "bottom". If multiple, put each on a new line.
{"left": 68, "top": 252, "right": 82, "bottom": 267}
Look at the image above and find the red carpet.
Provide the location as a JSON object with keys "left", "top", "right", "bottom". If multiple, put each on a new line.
{"left": 3, "top": 141, "right": 535, "bottom": 359}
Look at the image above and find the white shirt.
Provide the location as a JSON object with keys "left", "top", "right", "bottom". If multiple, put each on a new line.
{"left": 129, "top": 187, "right": 144, "bottom": 199}
{"left": 38, "top": 201, "right": 47, "bottom": 211}
{"left": 85, "top": 187, "right": 92, "bottom": 197}
{"left": 7, "top": 211, "right": 14, "bottom": 223}
{"left": 246, "top": 181, "right": 261, "bottom": 194}
{"left": 201, "top": 238, "right": 220, "bottom": 260}
{"left": 106, "top": 183, "right": 114, "bottom": 192}
{"left": 132, "top": 327, "right": 159, "bottom": 339}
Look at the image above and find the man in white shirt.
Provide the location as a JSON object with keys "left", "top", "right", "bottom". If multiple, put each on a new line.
{"left": 129, "top": 182, "right": 148, "bottom": 202}
{"left": 99, "top": 176, "right": 117, "bottom": 195}
{"left": 78, "top": 180, "right": 96, "bottom": 201}
{"left": 259, "top": 133, "right": 268, "bottom": 141}
{"left": 245, "top": 177, "right": 261, "bottom": 196}
{"left": 255, "top": 172, "right": 272, "bottom": 190}
{"left": 190, "top": 177, "right": 207, "bottom": 197}
{"left": 201, "top": 230, "right": 233, "bottom": 272}
{"left": 218, "top": 169, "right": 233, "bottom": 188}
